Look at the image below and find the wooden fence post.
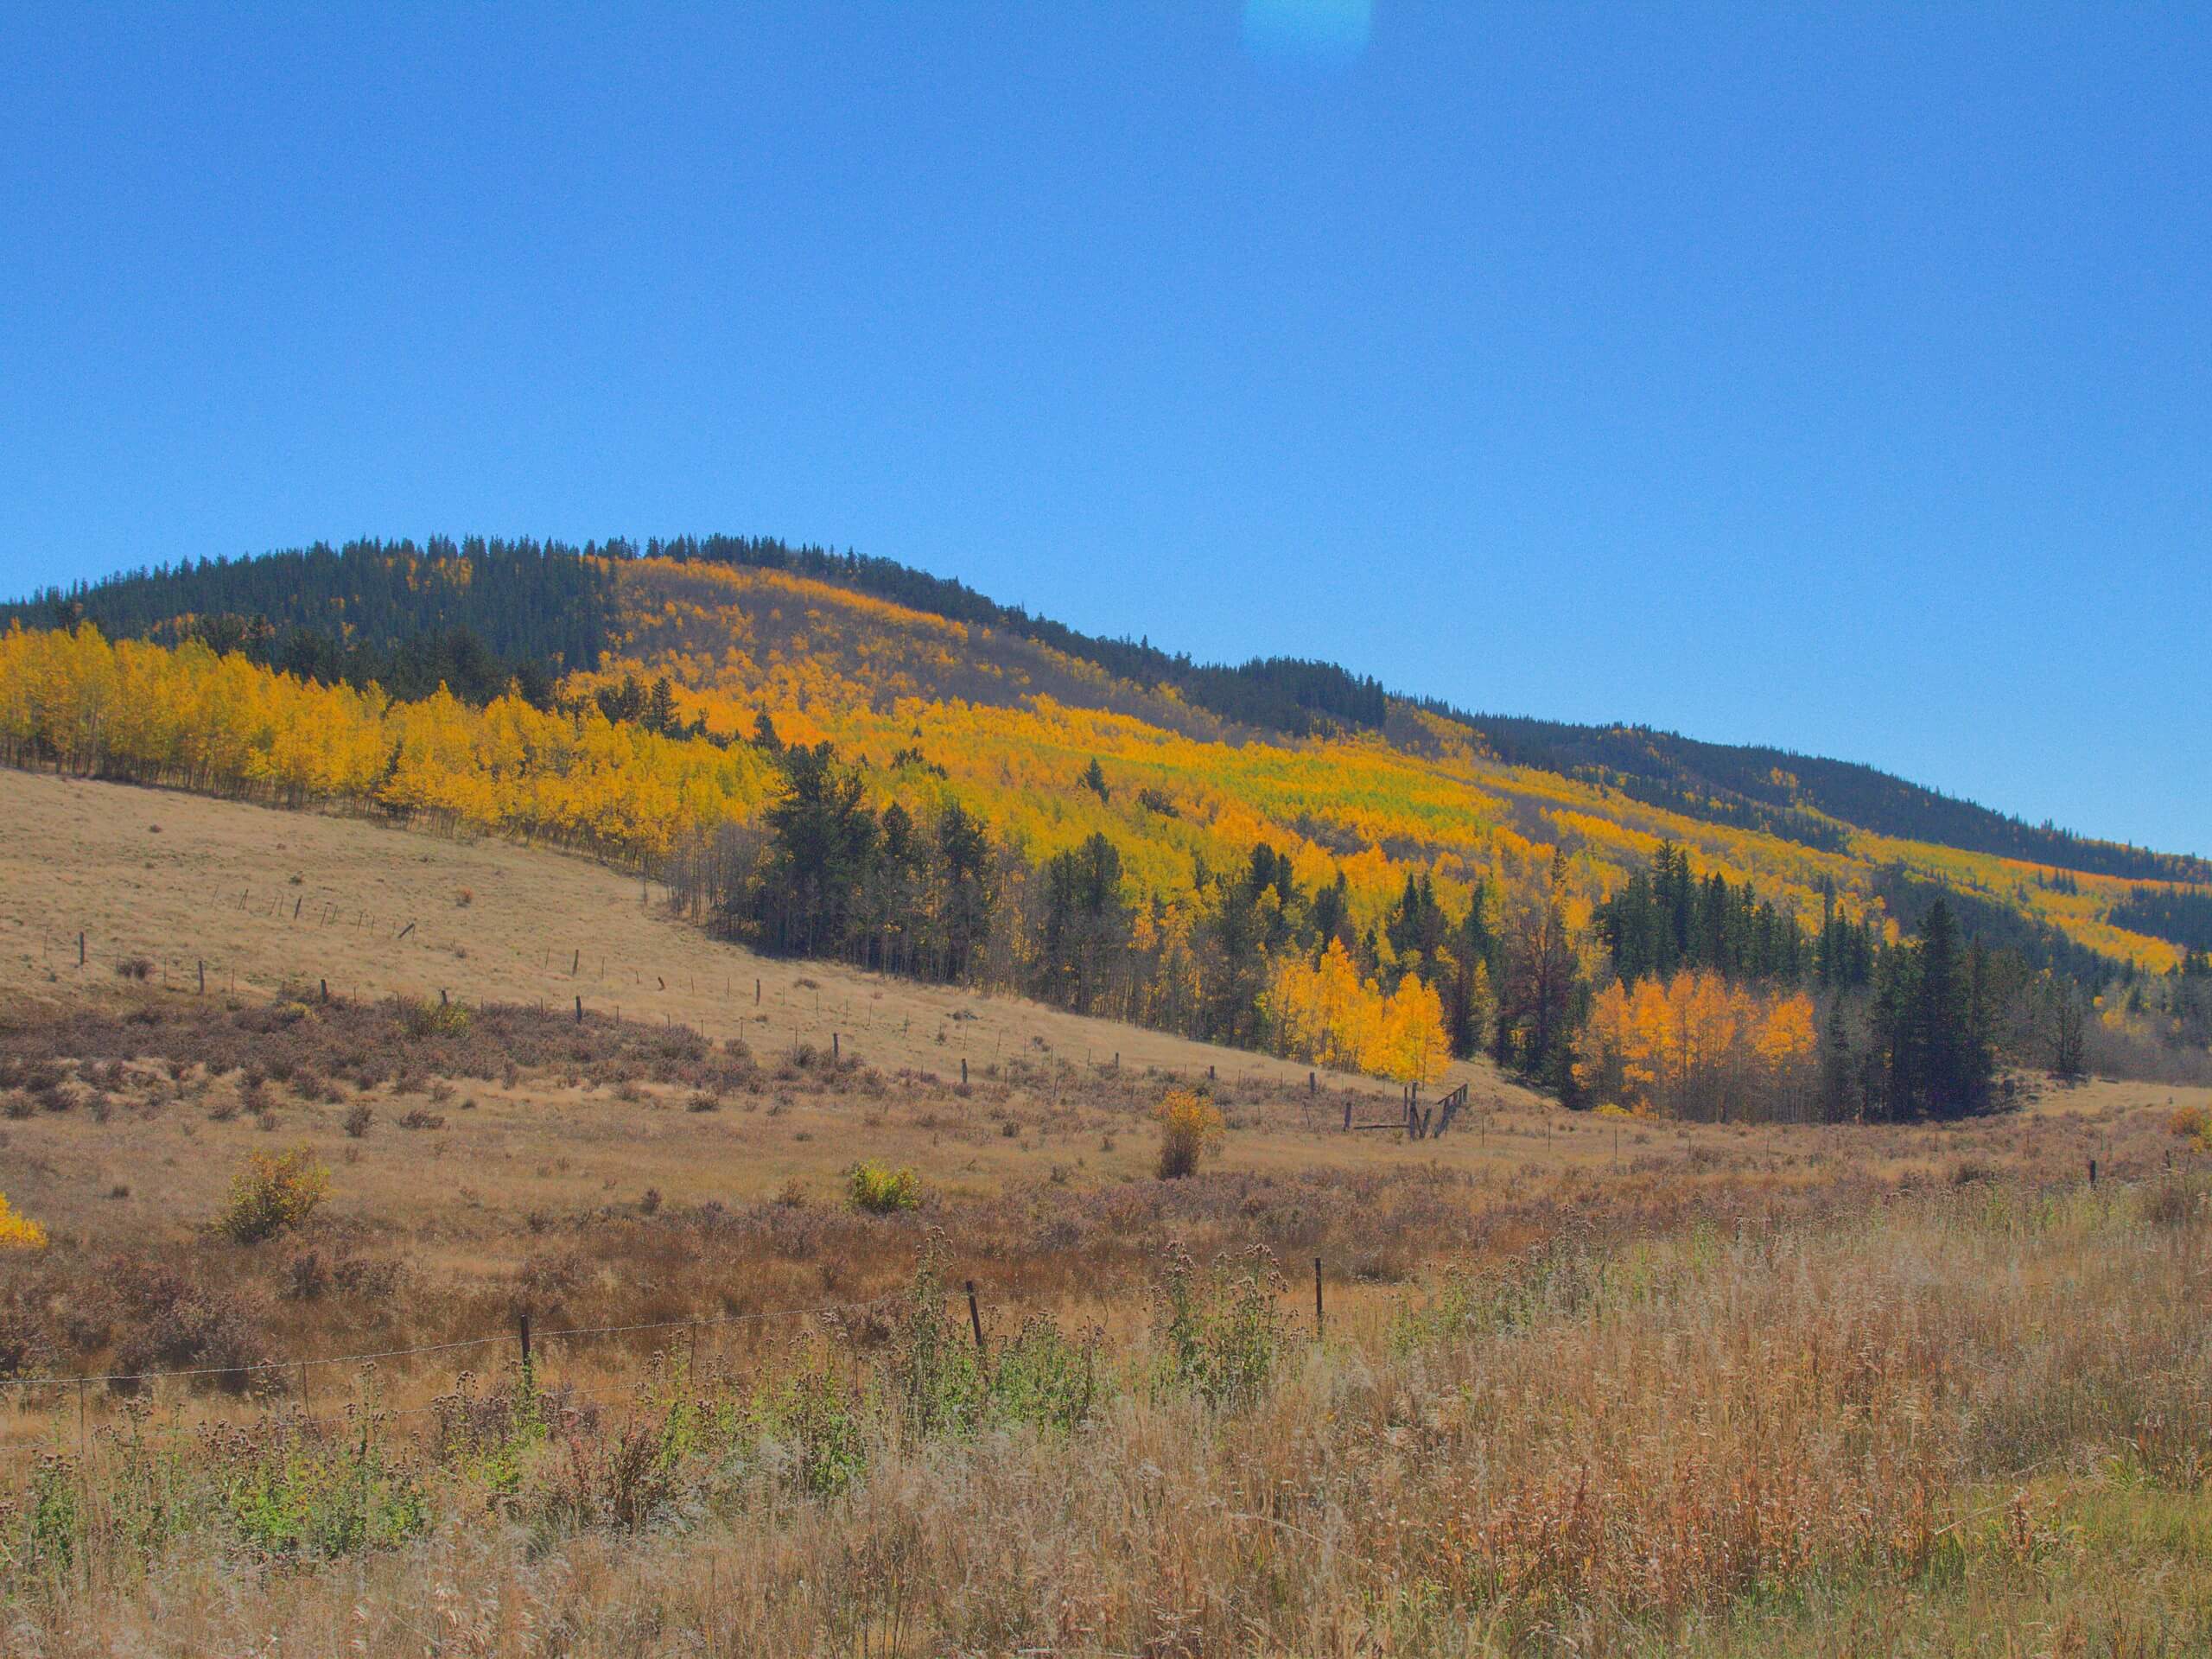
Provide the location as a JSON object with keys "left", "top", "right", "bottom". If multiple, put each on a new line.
{"left": 965, "top": 1280, "right": 985, "bottom": 1356}
{"left": 575, "top": 995, "right": 583, "bottom": 1025}
{"left": 1313, "top": 1257, "right": 1325, "bottom": 1336}
{"left": 518, "top": 1312, "right": 532, "bottom": 1372}
{"left": 197, "top": 960, "right": 206, "bottom": 995}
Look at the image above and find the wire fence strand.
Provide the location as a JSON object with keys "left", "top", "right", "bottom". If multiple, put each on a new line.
{"left": 0, "top": 1293, "right": 907, "bottom": 1396}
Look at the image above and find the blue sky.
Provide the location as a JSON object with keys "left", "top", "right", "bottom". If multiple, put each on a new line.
{"left": 3, "top": 3, "right": 2205, "bottom": 854}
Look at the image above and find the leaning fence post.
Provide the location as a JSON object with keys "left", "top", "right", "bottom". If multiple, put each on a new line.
{"left": 965, "top": 1280, "right": 985, "bottom": 1356}
{"left": 197, "top": 960, "right": 206, "bottom": 995}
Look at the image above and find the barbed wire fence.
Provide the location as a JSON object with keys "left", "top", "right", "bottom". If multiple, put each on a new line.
{"left": 0, "top": 1289, "right": 921, "bottom": 1469}
{"left": 16, "top": 883, "right": 1421, "bottom": 1103}
{"left": 0, "top": 1257, "right": 1339, "bottom": 1471}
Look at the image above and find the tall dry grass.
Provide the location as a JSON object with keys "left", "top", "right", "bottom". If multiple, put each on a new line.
{"left": 5, "top": 1170, "right": 2210, "bottom": 1655}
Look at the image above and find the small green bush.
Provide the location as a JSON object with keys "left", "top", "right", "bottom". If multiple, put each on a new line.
{"left": 747, "top": 1362, "right": 867, "bottom": 1497}
{"left": 989, "top": 1315, "right": 1103, "bottom": 1433}
{"left": 224, "top": 1422, "right": 427, "bottom": 1558}
{"left": 397, "top": 998, "right": 470, "bottom": 1040}
{"left": 885, "top": 1239, "right": 983, "bottom": 1436}
{"left": 1150, "top": 1243, "right": 1285, "bottom": 1412}
{"left": 847, "top": 1160, "right": 920, "bottom": 1215}
{"left": 216, "top": 1147, "right": 329, "bottom": 1243}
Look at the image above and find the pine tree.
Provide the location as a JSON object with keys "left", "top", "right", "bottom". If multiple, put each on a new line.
{"left": 760, "top": 743, "right": 878, "bottom": 954}
{"left": 1819, "top": 1001, "right": 1857, "bottom": 1122}
{"left": 2046, "top": 976, "right": 2088, "bottom": 1083}
{"left": 645, "top": 676, "right": 679, "bottom": 736}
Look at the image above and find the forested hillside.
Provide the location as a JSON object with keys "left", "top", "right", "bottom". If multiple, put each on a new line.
{"left": 4, "top": 537, "right": 613, "bottom": 693}
{"left": 6, "top": 536, "right": 2209, "bottom": 1110}
{"left": 25, "top": 533, "right": 2200, "bottom": 885}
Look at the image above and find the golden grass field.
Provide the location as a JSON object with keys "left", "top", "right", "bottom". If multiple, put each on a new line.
{"left": 6, "top": 765, "right": 2212, "bottom": 1655}
{"left": 8, "top": 766, "right": 2201, "bottom": 1268}
{"left": 0, "top": 766, "right": 1506, "bottom": 1102}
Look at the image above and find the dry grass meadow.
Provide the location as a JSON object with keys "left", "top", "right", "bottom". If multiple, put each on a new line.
{"left": 4, "top": 767, "right": 2212, "bottom": 1655}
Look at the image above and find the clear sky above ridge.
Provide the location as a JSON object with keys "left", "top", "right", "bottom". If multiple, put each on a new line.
{"left": 2, "top": 3, "right": 2205, "bottom": 855}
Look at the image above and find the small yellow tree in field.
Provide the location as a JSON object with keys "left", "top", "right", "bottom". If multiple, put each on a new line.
{"left": 1376, "top": 975, "right": 1451, "bottom": 1089}
{"left": 216, "top": 1148, "right": 329, "bottom": 1243}
{"left": 1154, "top": 1087, "right": 1224, "bottom": 1179}
{"left": 0, "top": 1192, "right": 47, "bottom": 1251}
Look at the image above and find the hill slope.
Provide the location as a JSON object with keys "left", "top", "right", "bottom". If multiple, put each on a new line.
{"left": 16, "top": 534, "right": 2203, "bottom": 884}
{"left": 5, "top": 536, "right": 2209, "bottom": 1110}
{"left": 0, "top": 766, "right": 1513, "bottom": 1109}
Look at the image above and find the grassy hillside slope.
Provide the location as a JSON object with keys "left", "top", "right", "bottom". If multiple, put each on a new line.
{"left": 0, "top": 768, "right": 1491, "bottom": 1107}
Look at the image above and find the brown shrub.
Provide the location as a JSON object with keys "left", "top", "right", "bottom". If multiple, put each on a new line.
{"left": 104, "top": 1255, "right": 261, "bottom": 1392}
